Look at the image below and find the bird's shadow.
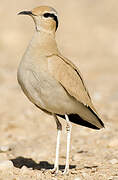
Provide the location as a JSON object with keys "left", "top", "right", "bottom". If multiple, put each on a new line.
{"left": 11, "top": 156, "right": 76, "bottom": 170}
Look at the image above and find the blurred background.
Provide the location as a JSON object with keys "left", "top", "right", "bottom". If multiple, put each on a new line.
{"left": 0, "top": 0, "right": 118, "bottom": 179}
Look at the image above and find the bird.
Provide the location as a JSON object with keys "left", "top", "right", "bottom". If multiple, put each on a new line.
{"left": 17, "top": 6, "right": 104, "bottom": 174}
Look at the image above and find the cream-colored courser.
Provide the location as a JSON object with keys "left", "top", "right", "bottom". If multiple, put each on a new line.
{"left": 18, "top": 6, "right": 104, "bottom": 174}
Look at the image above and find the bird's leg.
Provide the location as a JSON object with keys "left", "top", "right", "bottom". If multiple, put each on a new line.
{"left": 51, "top": 114, "right": 62, "bottom": 174}
{"left": 63, "top": 114, "right": 72, "bottom": 174}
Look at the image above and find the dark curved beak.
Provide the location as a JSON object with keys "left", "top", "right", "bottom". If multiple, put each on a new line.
{"left": 18, "top": 11, "right": 34, "bottom": 16}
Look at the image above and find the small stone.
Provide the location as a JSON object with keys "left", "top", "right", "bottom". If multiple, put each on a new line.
{"left": 0, "top": 160, "right": 13, "bottom": 169}
{"left": 41, "top": 168, "right": 45, "bottom": 172}
{"left": 71, "top": 170, "right": 77, "bottom": 174}
{"left": 0, "top": 145, "right": 10, "bottom": 152}
{"left": 82, "top": 172, "right": 90, "bottom": 178}
{"left": 74, "top": 177, "right": 82, "bottom": 180}
{"left": 51, "top": 178, "right": 58, "bottom": 180}
{"left": 21, "top": 165, "right": 28, "bottom": 171}
{"left": 109, "top": 159, "right": 118, "bottom": 164}
{"left": 77, "top": 150, "right": 88, "bottom": 153}
{"left": 91, "top": 168, "right": 97, "bottom": 173}
{"left": 21, "top": 165, "right": 30, "bottom": 175}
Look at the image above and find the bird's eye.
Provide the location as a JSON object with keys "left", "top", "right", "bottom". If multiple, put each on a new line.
{"left": 43, "top": 12, "right": 58, "bottom": 30}
{"left": 43, "top": 13, "right": 50, "bottom": 18}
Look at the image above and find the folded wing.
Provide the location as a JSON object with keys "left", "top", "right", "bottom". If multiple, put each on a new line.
{"left": 48, "top": 54, "right": 104, "bottom": 129}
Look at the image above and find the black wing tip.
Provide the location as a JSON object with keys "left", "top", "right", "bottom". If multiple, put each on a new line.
{"left": 100, "top": 121, "right": 105, "bottom": 128}
{"left": 88, "top": 106, "right": 105, "bottom": 129}
{"left": 57, "top": 114, "right": 104, "bottom": 130}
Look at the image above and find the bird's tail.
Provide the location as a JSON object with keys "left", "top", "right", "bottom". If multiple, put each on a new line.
{"left": 57, "top": 106, "right": 104, "bottom": 130}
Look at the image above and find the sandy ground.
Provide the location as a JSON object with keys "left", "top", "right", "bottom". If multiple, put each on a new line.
{"left": 0, "top": 0, "right": 118, "bottom": 179}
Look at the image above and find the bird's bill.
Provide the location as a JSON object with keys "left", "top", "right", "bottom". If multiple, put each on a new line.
{"left": 18, "top": 11, "right": 35, "bottom": 16}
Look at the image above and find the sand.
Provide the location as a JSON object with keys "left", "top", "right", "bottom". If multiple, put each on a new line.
{"left": 0, "top": 0, "right": 118, "bottom": 179}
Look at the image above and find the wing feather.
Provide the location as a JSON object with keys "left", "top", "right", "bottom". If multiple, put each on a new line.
{"left": 48, "top": 54, "right": 96, "bottom": 112}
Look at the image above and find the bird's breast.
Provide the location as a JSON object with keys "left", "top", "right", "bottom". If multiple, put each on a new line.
{"left": 17, "top": 57, "right": 79, "bottom": 114}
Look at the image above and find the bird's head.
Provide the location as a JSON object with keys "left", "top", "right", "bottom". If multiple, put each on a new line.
{"left": 18, "top": 6, "right": 58, "bottom": 34}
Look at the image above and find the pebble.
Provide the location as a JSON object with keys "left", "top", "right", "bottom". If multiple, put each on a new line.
{"left": 74, "top": 177, "right": 82, "bottom": 180}
{"left": 0, "top": 145, "right": 10, "bottom": 152}
{"left": 77, "top": 150, "right": 88, "bottom": 153}
{"left": 91, "top": 168, "right": 97, "bottom": 173}
{"left": 82, "top": 172, "right": 88, "bottom": 177}
{"left": 21, "top": 165, "right": 29, "bottom": 172}
{"left": 109, "top": 159, "right": 118, "bottom": 164}
{"left": 71, "top": 170, "right": 77, "bottom": 174}
{"left": 51, "top": 178, "right": 58, "bottom": 180}
{"left": 0, "top": 160, "right": 13, "bottom": 169}
{"left": 82, "top": 172, "right": 91, "bottom": 179}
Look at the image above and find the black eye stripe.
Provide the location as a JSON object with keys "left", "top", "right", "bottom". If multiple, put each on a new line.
{"left": 43, "top": 13, "right": 50, "bottom": 18}
{"left": 43, "top": 13, "right": 56, "bottom": 18}
{"left": 43, "top": 13, "right": 58, "bottom": 31}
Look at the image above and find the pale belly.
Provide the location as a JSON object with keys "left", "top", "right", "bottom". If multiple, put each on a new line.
{"left": 18, "top": 67, "right": 79, "bottom": 115}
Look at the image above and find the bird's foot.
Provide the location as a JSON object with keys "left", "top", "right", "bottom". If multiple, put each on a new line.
{"left": 50, "top": 167, "right": 59, "bottom": 174}
{"left": 62, "top": 167, "right": 69, "bottom": 175}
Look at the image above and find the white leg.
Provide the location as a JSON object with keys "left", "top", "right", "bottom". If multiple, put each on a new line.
{"left": 63, "top": 114, "right": 72, "bottom": 174}
{"left": 52, "top": 114, "right": 62, "bottom": 174}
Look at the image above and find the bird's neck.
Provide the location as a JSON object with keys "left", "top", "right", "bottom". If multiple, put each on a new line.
{"left": 29, "top": 31, "right": 58, "bottom": 56}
